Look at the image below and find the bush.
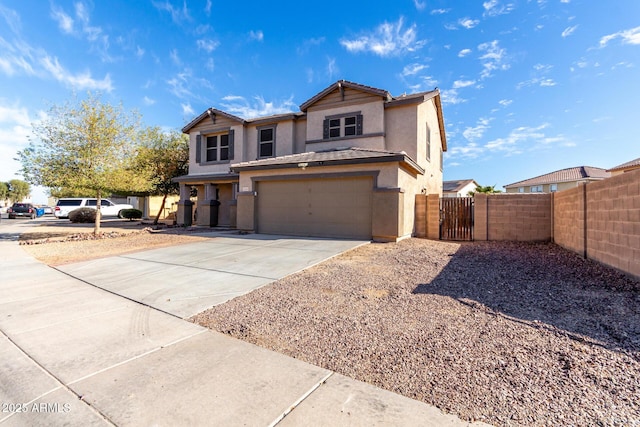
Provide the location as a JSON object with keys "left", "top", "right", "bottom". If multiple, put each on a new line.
{"left": 68, "top": 207, "right": 97, "bottom": 223}
{"left": 120, "top": 208, "right": 143, "bottom": 221}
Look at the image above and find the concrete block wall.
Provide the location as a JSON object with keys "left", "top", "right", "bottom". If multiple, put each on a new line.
{"left": 583, "top": 168, "right": 640, "bottom": 278}
{"left": 480, "top": 194, "right": 552, "bottom": 241}
{"left": 553, "top": 184, "right": 586, "bottom": 256}
{"left": 414, "top": 194, "right": 426, "bottom": 238}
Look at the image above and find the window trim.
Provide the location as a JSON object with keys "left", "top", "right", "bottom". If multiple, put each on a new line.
{"left": 196, "top": 129, "right": 234, "bottom": 165}
{"left": 426, "top": 123, "right": 431, "bottom": 162}
{"left": 322, "top": 111, "right": 363, "bottom": 140}
{"left": 257, "top": 124, "right": 277, "bottom": 159}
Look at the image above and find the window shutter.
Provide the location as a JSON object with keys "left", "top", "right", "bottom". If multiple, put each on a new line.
{"left": 228, "top": 130, "right": 235, "bottom": 160}
{"left": 356, "top": 114, "right": 363, "bottom": 135}
{"left": 195, "top": 135, "right": 202, "bottom": 164}
{"left": 323, "top": 119, "right": 329, "bottom": 139}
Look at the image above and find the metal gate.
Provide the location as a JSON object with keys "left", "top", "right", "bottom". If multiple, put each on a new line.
{"left": 440, "top": 197, "right": 474, "bottom": 241}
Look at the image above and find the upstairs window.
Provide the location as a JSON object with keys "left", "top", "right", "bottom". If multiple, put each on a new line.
{"left": 206, "top": 134, "right": 229, "bottom": 162}
{"left": 195, "top": 130, "right": 234, "bottom": 164}
{"left": 258, "top": 126, "right": 275, "bottom": 158}
{"left": 426, "top": 123, "right": 431, "bottom": 162}
{"left": 323, "top": 113, "right": 363, "bottom": 139}
{"left": 530, "top": 185, "right": 543, "bottom": 193}
{"left": 550, "top": 183, "right": 558, "bottom": 192}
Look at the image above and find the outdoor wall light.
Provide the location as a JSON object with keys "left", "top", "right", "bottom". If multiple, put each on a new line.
{"left": 297, "top": 162, "right": 309, "bottom": 169}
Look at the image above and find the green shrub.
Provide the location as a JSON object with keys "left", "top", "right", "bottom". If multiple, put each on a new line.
{"left": 68, "top": 207, "right": 97, "bottom": 223}
{"left": 120, "top": 208, "right": 143, "bottom": 221}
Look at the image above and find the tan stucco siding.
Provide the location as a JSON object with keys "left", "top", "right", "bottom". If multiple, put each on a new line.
{"left": 397, "top": 167, "right": 421, "bottom": 237}
{"left": 305, "top": 100, "right": 385, "bottom": 145}
{"left": 238, "top": 162, "right": 401, "bottom": 192}
{"left": 294, "top": 117, "right": 307, "bottom": 153}
{"left": 386, "top": 104, "right": 418, "bottom": 160}
{"left": 188, "top": 124, "right": 243, "bottom": 175}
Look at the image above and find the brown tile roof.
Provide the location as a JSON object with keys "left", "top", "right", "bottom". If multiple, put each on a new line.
{"left": 504, "top": 166, "right": 611, "bottom": 188}
{"left": 607, "top": 157, "right": 640, "bottom": 173}
{"left": 443, "top": 179, "right": 477, "bottom": 192}
{"left": 182, "top": 108, "right": 245, "bottom": 133}
{"left": 230, "top": 147, "right": 424, "bottom": 174}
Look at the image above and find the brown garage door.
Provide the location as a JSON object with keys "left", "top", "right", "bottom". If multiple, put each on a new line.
{"left": 256, "top": 177, "right": 373, "bottom": 239}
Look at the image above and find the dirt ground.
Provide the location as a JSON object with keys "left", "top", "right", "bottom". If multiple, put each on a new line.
{"left": 19, "top": 220, "right": 212, "bottom": 265}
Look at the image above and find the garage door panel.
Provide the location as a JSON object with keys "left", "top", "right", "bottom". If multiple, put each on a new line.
{"left": 257, "top": 177, "right": 372, "bottom": 239}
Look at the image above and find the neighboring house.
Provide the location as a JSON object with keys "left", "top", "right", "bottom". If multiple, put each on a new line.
{"left": 127, "top": 195, "right": 180, "bottom": 220}
{"left": 443, "top": 179, "right": 478, "bottom": 197}
{"left": 607, "top": 157, "right": 640, "bottom": 176}
{"left": 174, "top": 80, "right": 447, "bottom": 241}
{"left": 504, "top": 166, "right": 610, "bottom": 193}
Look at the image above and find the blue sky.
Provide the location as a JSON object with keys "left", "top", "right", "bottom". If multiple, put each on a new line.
{"left": 1, "top": 0, "right": 639, "bottom": 203}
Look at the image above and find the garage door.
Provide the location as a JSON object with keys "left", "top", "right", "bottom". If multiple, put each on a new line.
{"left": 256, "top": 177, "right": 373, "bottom": 239}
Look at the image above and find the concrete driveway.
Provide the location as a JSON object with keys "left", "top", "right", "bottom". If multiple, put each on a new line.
{"left": 57, "top": 233, "right": 367, "bottom": 318}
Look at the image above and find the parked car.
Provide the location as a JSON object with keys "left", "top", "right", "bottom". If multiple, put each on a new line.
{"left": 41, "top": 206, "right": 54, "bottom": 215}
{"left": 7, "top": 203, "right": 43, "bottom": 219}
{"left": 54, "top": 198, "right": 134, "bottom": 219}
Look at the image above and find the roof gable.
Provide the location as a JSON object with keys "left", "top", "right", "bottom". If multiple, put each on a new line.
{"left": 300, "top": 80, "right": 391, "bottom": 112}
{"left": 182, "top": 108, "right": 245, "bottom": 133}
{"left": 443, "top": 179, "right": 478, "bottom": 192}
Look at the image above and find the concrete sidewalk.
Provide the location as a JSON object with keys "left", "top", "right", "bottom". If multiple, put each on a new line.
{"left": 0, "top": 235, "right": 490, "bottom": 426}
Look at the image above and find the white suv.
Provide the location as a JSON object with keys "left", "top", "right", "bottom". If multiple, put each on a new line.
{"left": 54, "top": 198, "right": 134, "bottom": 219}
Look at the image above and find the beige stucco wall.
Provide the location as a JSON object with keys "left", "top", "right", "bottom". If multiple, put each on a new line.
{"left": 506, "top": 181, "right": 581, "bottom": 193}
{"left": 244, "top": 120, "right": 296, "bottom": 161}
{"left": 237, "top": 162, "right": 401, "bottom": 192}
{"left": 188, "top": 123, "right": 243, "bottom": 176}
{"left": 305, "top": 99, "right": 385, "bottom": 147}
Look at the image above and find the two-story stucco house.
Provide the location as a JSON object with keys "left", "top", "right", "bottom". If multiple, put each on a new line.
{"left": 174, "top": 80, "right": 447, "bottom": 242}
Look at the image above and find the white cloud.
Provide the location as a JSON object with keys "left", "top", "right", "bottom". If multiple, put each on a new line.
{"left": 181, "top": 102, "right": 194, "bottom": 117}
{"left": 40, "top": 55, "right": 113, "bottom": 91}
{"left": 152, "top": 0, "right": 191, "bottom": 24}
{"left": 220, "top": 95, "right": 296, "bottom": 119}
{"left": 441, "top": 89, "right": 466, "bottom": 105}
{"left": 453, "top": 79, "right": 476, "bottom": 89}
{"left": 413, "top": 0, "right": 426, "bottom": 11}
{"left": 249, "top": 30, "right": 264, "bottom": 42}
{"left": 599, "top": 26, "right": 640, "bottom": 47}
{"left": 136, "top": 46, "right": 145, "bottom": 58}
{"left": 196, "top": 39, "right": 219, "bottom": 53}
{"left": 401, "top": 63, "right": 428, "bottom": 76}
{"left": 143, "top": 96, "right": 155, "bottom": 106}
{"left": 326, "top": 57, "right": 338, "bottom": 79}
{"left": 205, "top": 0, "right": 212, "bottom": 16}
{"left": 458, "top": 48, "right": 472, "bottom": 57}
{"left": 459, "top": 18, "right": 480, "bottom": 29}
{"left": 431, "top": 8, "right": 450, "bottom": 15}
{"left": 499, "top": 99, "right": 512, "bottom": 107}
{"left": 50, "top": 5, "right": 74, "bottom": 33}
{"left": 205, "top": 58, "right": 214, "bottom": 71}
{"left": 483, "top": 0, "right": 515, "bottom": 17}
{"left": 0, "top": 100, "right": 35, "bottom": 180}
{"left": 463, "top": 118, "right": 491, "bottom": 142}
{"left": 0, "top": 5, "right": 21, "bottom": 34}
{"left": 0, "top": 38, "right": 36, "bottom": 76}
{"left": 478, "top": 40, "right": 510, "bottom": 79}
{"left": 561, "top": 25, "right": 578, "bottom": 38}
{"left": 340, "top": 17, "right": 425, "bottom": 57}
{"left": 297, "top": 37, "right": 325, "bottom": 55}
{"left": 170, "top": 49, "right": 181, "bottom": 65}
{"left": 167, "top": 69, "right": 194, "bottom": 98}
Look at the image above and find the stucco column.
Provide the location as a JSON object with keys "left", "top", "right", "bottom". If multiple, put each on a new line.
{"left": 176, "top": 184, "right": 193, "bottom": 226}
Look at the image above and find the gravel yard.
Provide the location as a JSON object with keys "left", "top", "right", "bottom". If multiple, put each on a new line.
{"left": 192, "top": 239, "right": 640, "bottom": 427}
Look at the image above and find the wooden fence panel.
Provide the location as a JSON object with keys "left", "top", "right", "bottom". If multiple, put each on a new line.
{"left": 440, "top": 197, "right": 474, "bottom": 241}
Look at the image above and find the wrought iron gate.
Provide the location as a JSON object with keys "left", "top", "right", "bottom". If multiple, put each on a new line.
{"left": 440, "top": 197, "right": 474, "bottom": 241}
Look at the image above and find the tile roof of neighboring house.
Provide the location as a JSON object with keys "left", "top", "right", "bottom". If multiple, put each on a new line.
{"left": 607, "top": 157, "right": 640, "bottom": 173}
{"left": 443, "top": 179, "right": 477, "bottom": 192}
{"left": 504, "top": 166, "right": 611, "bottom": 188}
{"left": 230, "top": 147, "right": 424, "bottom": 175}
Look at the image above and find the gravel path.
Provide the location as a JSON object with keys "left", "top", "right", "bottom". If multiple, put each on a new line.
{"left": 192, "top": 239, "right": 640, "bottom": 427}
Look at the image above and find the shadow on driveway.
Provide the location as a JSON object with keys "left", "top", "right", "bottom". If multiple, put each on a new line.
{"left": 413, "top": 241, "right": 640, "bottom": 357}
